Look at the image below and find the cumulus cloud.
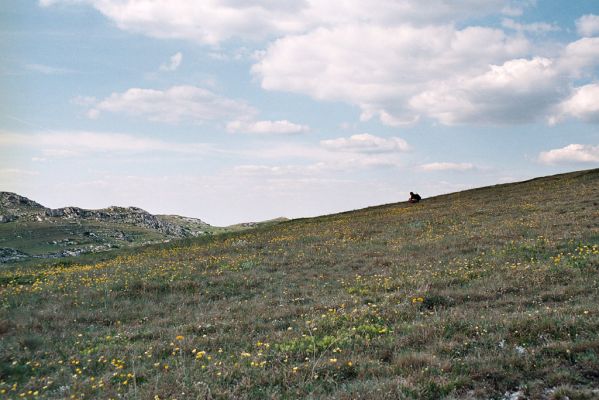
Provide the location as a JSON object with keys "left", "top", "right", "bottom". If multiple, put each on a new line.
{"left": 253, "top": 25, "right": 529, "bottom": 126}
{"left": 320, "top": 133, "right": 409, "bottom": 153}
{"left": 40, "top": 0, "right": 310, "bottom": 44}
{"left": 231, "top": 135, "right": 410, "bottom": 169}
{"left": 87, "top": 85, "right": 256, "bottom": 123}
{"left": 576, "top": 14, "right": 599, "bottom": 37}
{"left": 550, "top": 84, "right": 599, "bottom": 124}
{"left": 559, "top": 37, "right": 599, "bottom": 75}
{"left": 253, "top": 28, "right": 597, "bottom": 126}
{"left": 538, "top": 144, "right": 599, "bottom": 165}
{"left": 409, "top": 57, "right": 565, "bottom": 124}
{"left": 418, "top": 162, "right": 475, "bottom": 171}
{"left": 39, "top": 0, "right": 519, "bottom": 44}
{"left": 227, "top": 120, "right": 309, "bottom": 134}
{"left": 302, "top": 0, "right": 512, "bottom": 27}
{"left": 40, "top": 1, "right": 599, "bottom": 127}
{"left": 0, "top": 131, "right": 211, "bottom": 157}
{"left": 245, "top": 10, "right": 597, "bottom": 127}
{"left": 160, "top": 52, "right": 183, "bottom": 71}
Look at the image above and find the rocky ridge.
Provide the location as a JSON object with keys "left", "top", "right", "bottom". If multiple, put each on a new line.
{"left": 0, "top": 192, "right": 214, "bottom": 263}
{"left": 0, "top": 192, "right": 209, "bottom": 237}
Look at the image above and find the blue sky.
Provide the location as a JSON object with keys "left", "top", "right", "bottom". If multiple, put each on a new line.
{"left": 1, "top": 0, "right": 598, "bottom": 225}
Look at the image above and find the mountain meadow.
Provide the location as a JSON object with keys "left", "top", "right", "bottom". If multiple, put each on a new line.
{"left": 1, "top": 168, "right": 598, "bottom": 400}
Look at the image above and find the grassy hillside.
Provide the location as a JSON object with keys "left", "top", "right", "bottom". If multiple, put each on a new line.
{"left": 0, "top": 220, "right": 168, "bottom": 257}
{"left": 1, "top": 169, "right": 598, "bottom": 399}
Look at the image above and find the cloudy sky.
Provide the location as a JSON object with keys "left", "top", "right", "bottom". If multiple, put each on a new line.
{"left": 1, "top": 1, "right": 598, "bottom": 225}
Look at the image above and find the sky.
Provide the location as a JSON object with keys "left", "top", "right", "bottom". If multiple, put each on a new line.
{"left": 1, "top": 0, "right": 598, "bottom": 226}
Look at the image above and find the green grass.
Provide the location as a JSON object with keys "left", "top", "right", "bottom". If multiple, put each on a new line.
{"left": 0, "top": 168, "right": 598, "bottom": 399}
{"left": 0, "top": 221, "right": 169, "bottom": 256}
{"left": 0, "top": 214, "right": 284, "bottom": 264}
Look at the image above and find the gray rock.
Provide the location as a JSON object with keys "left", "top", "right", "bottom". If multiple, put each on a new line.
{"left": 0, "top": 214, "right": 16, "bottom": 223}
{"left": 1, "top": 191, "right": 210, "bottom": 238}
{"left": 0, "top": 192, "right": 45, "bottom": 210}
{"left": 0, "top": 248, "right": 29, "bottom": 263}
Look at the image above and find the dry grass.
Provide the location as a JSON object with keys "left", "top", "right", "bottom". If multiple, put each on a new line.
{"left": 1, "top": 168, "right": 598, "bottom": 399}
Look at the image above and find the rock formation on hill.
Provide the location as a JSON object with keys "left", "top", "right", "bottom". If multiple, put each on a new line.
{"left": 0, "top": 192, "right": 209, "bottom": 237}
{"left": 0, "top": 192, "right": 214, "bottom": 263}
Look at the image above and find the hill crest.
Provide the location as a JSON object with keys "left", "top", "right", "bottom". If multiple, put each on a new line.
{"left": 0, "top": 191, "right": 210, "bottom": 236}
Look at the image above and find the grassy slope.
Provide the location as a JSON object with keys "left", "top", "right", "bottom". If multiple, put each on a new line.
{"left": 1, "top": 169, "right": 598, "bottom": 399}
{"left": 0, "top": 214, "right": 283, "bottom": 263}
{"left": 0, "top": 221, "right": 170, "bottom": 256}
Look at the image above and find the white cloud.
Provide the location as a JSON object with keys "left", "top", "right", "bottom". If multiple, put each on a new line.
{"left": 38, "top": 1, "right": 599, "bottom": 127}
{"left": 550, "top": 84, "right": 599, "bottom": 124}
{"left": 576, "top": 14, "right": 599, "bottom": 37}
{"left": 254, "top": 29, "right": 599, "bottom": 127}
{"left": 409, "top": 57, "right": 564, "bottom": 124}
{"left": 253, "top": 24, "right": 529, "bottom": 126}
{"left": 230, "top": 135, "right": 409, "bottom": 169}
{"left": 320, "top": 133, "right": 410, "bottom": 153}
{"left": 418, "top": 162, "right": 475, "bottom": 171}
{"left": 87, "top": 85, "right": 256, "bottom": 123}
{"left": 559, "top": 37, "right": 599, "bottom": 75}
{"left": 227, "top": 119, "right": 309, "bottom": 134}
{"left": 501, "top": 18, "right": 559, "bottom": 33}
{"left": 0, "top": 131, "right": 211, "bottom": 157}
{"left": 302, "top": 0, "right": 512, "bottom": 27}
{"left": 160, "top": 52, "right": 183, "bottom": 71}
{"left": 39, "top": 0, "right": 517, "bottom": 44}
{"left": 40, "top": 0, "right": 311, "bottom": 44}
{"left": 538, "top": 144, "right": 599, "bottom": 165}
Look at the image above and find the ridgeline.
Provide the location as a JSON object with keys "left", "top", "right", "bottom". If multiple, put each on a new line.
{"left": 1, "top": 168, "right": 598, "bottom": 399}
{"left": 0, "top": 193, "right": 283, "bottom": 264}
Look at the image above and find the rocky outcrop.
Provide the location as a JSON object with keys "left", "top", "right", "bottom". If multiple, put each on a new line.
{"left": 0, "top": 248, "right": 29, "bottom": 263}
{"left": 0, "top": 191, "right": 210, "bottom": 237}
{"left": 0, "top": 192, "right": 46, "bottom": 211}
{"left": 0, "top": 192, "right": 47, "bottom": 223}
{"left": 156, "top": 215, "right": 211, "bottom": 237}
{"left": 0, "top": 192, "right": 217, "bottom": 264}
{"left": 0, "top": 215, "right": 16, "bottom": 223}
{"left": 44, "top": 206, "right": 189, "bottom": 236}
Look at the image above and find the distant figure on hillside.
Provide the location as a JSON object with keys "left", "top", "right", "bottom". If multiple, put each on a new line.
{"left": 409, "top": 192, "right": 421, "bottom": 203}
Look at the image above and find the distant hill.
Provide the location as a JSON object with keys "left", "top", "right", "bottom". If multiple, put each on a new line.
{"left": 0, "top": 192, "right": 210, "bottom": 235}
{"left": 0, "top": 192, "right": 288, "bottom": 263}
{"left": 0, "top": 193, "right": 213, "bottom": 263}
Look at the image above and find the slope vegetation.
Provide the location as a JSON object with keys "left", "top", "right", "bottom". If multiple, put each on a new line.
{"left": 0, "top": 192, "right": 210, "bottom": 263}
{"left": 1, "top": 169, "right": 598, "bottom": 399}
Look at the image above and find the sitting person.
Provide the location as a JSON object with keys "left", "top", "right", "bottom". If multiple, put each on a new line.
{"left": 408, "top": 192, "right": 421, "bottom": 203}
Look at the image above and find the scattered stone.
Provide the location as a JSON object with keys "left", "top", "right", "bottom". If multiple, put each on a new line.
{"left": 0, "top": 248, "right": 29, "bottom": 263}
{"left": 1, "top": 191, "right": 211, "bottom": 238}
{"left": 232, "top": 239, "right": 248, "bottom": 247}
{"left": 0, "top": 214, "right": 16, "bottom": 223}
{"left": 503, "top": 390, "right": 525, "bottom": 400}
{"left": 515, "top": 345, "right": 527, "bottom": 355}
